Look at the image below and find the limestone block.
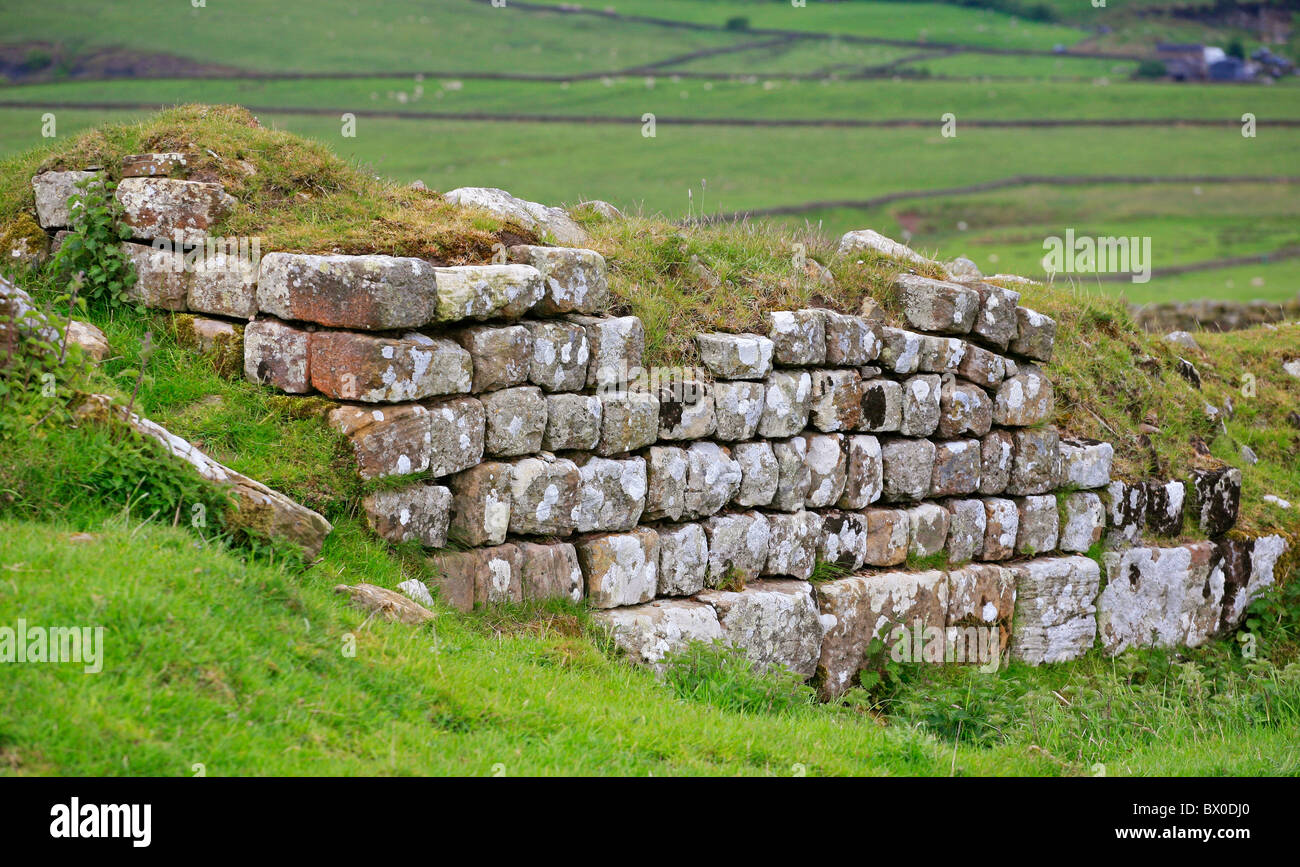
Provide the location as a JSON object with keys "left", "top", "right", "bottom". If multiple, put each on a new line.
{"left": 712, "top": 380, "right": 765, "bottom": 441}
{"left": 433, "top": 263, "right": 544, "bottom": 322}
{"left": 906, "top": 502, "right": 951, "bottom": 559}
{"left": 1059, "top": 492, "right": 1104, "bottom": 553}
{"left": 657, "top": 523, "right": 710, "bottom": 597}
{"left": 518, "top": 541, "right": 584, "bottom": 603}
{"left": 857, "top": 378, "right": 902, "bottom": 434}
{"left": 482, "top": 385, "right": 547, "bottom": 457}
{"left": 878, "top": 327, "right": 922, "bottom": 375}
{"left": 1006, "top": 426, "right": 1061, "bottom": 496}
{"left": 900, "top": 374, "right": 941, "bottom": 437}
{"left": 819, "top": 310, "right": 880, "bottom": 366}
{"left": 838, "top": 434, "right": 883, "bottom": 509}
{"left": 1009, "top": 556, "right": 1100, "bottom": 664}
{"left": 864, "top": 508, "right": 910, "bottom": 567}
{"left": 703, "top": 511, "right": 771, "bottom": 587}
{"left": 804, "top": 433, "right": 848, "bottom": 508}
{"left": 577, "top": 528, "right": 660, "bottom": 609}
{"left": 764, "top": 510, "right": 822, "bottom": 580}
{"left": 542, "top": 393, "right": 601, "bottom": 451}
{"left": 524, "top": 319, "right": 589, "bottom": 392}
{"left": 361, "top": 483, "right": 451, "bottom": 547}
{"left": 309, "top": 331, "right": 472, "bottom": 402}
{"left": 644, "top": 445, "right": 690, "bottom": 521}
{"left": 808, "top": 368, "right": 863, "bottom": 432}
{"left": 573, "top": 455, "right": 647, "bottom": 533}
{"left": 944, "top": 498, "right": 987, "bottom": 565}
{"left": 770, "top": 437, "right": 811, "bottom": 512}
{"left": 992, "top": 364, "right": 1054, "bottom": 427}
{"left": 596, "top": 389, "right": 659, "bottom": 455}
{"left": 894, "top": 273, "right": 978, "bottom": 334}
{"left": 767, "top": 309, "right": 826, "bottom": 366}
{"left": 980, "top": 497, "right": 1019, "bottom": 561}
{"left": 930, "top": 438, "right": 981, "bottom": 498}
{"left": 1009, "top": 306, "right": 1056, "bottom": 362}
{"left": 508, "top": 454, "right": 581, "bottom": 536}
{"left": 573, "top": 314, "right": 644, "bottom": 388}
{"left": 818, "top": 510, "right": 869, "bottom": 571}
{"left": 757, "top": 370, "right": 812, "bottom": 438}
{"left": 695, "top": 332, "right": 774, "bottom": 380}
{"left": 698, "top": 579, "right": 824, "bottom": 677}
{"left": 967, "top": 281, "right": 1021, "bottom": 350}
{"left": 453, "top": 324, "right": 531, "bottom": 393}
{"left": 979, "top": 429, "right": 1014, "bottom": 495}
{"left": 731, "top": 441, "right": 779, "bottom": 508}
{"left": 657, "top": 378, "right": 716, "bottom": 441}
{"left": 448, "top": 461, "right": 512, "bottom": 547}
{"left": 592, "top": 599, "right": 724, "bottom": 672}
{"left": 683, "top": 441, "right": 743, "bottom": 519}
{"left": 879, "top": 436, "right": 936, "bottom": 502}
{"left": 1016, "top": 495, "right": 1059, "bottom": 556}
{"left": 938, "top": 376, "right": 993, "bottom": 438}
{"left": 244, "top": 317, "right": 311, "bottom": 393}
{"left": 258, "top": 252, "right": 436, "bottom": 330}
{"left": 508, "top": 245, "right": 609, "bottom": 315}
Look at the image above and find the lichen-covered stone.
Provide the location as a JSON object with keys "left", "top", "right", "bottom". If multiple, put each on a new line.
{"left": 542, "top": 393, "right": 601, "bottom": 451}
{"left": 1009, "top": 306, "right": 1057, "bottom": 362}
{"left": 573, "top": 455, "right": 647, "bottom": 532}
{"left": 992, "top": 363, "right": 1054, "bottom": 426}
{"left": 703, "top": 511, "right": 770, "bottom": 587}
{"left": 957, "top": 343, "right": 1007, "bottom": 388}
{"left": 770, "top": 437, "right": 811, "bottom": 512}
{"left": 508, "top": 454, "right": 580, "bottom": 536}
{"left": 1189, "top": 466, "right": 1241, "bottom": 537}
{"left": 856, "top": 378, "right": 902, "bottom": 433}
{"left": 695, "top": 332, "right": 774, "bottom": 380}
{"left": 878, "top": 327, "right": 922, "bottom": 375}
{"left": 453, "top": 324, "right": 531, "bottom": 393}
{"left": 518, "top": 541, "right": 584, "bottom": 602}
{"left": 258, "top": 252, "right": 436, "bottom": 330}
{"left": 894, "top": 274, "right": 978, "bottom": 334}
{"left": 508, "top": 245, "right": 609, "bottom": 315}
{"left": 122, "top": 243, "right": 189, "bottom": 311}
{"left": 712, "top": 380, "right": 765, "bottom": 441}
{"left": 864, "top": 507, "right": 911, "bottom": 567}
{"left": 698, "top": 579, "right": 824, "bottom": 677}
{"left": 1097, "top": 545, "right": 1209, "bottom": 655}
{"left": 944, "top": 498, "right": 987, "bottom": 565}
{"left": 1144, "top": 480, "right": 1186, "bottom": 537}
{"left": 360, "top": 483, "right": 451, "bottom": 548}
{"left": 819, "top": 310, "right": 880, "bottom": 366}
{"left": 482, "top": 385, "right": 547, "bottom": 457}
{"left": 337, "top": 583, "right": 436, "bottom": 624}
{"left": 644, "top": 446, "right": 689, "bottom": 521}
{"left": 757, "top": 370, "right": 811, "bottom": 438}
{"left": 947, "top": 563, "right": 1015, "bottom": 662}
{"left": 1059, "top": 437, "right": 1113, "bottom": 490}
{"left": 815, "top": 570, "right": 947, "bottom": 698}
{"left": 930, "top": 438, "right": 981, "bottom": 498}
{"left": 32, "top": 170, "right": 100, "bottom": 228}
{"left": 808, "top": 369, "right": 863, "bottom": 432}
{"left": 309, "top": 331, "right": 472, "bottom": 402}
{"left": 764, "top": 511, "right": 822, "bottom": 580}
{"left": 433, "top": 263, "right": 544, "bottom": 322}
{"left": 818, "top": 510, "right": 869, "bottom": 571}
{"left": 731, "top": 441, "right": 778, "bottom": 508}
{"left": 980, "top": 497, "right": 1019, "bottom": 561}
{"left": 116, "top": 177, "right": 236, "bottom": 244}
{"left": 1219, "top": 535, "right": 1288, "bottom": 630}
{"left": 1059, "top": 492, "right": 1104, "bottom": 553}
{"left": 445, "top": 186, "right": 589, "bottom": 245}
{"left": 838, "top": 434, "right": 883, "bottom": 509}
{"left": 906, "top": 502, "right": 951, "bottom": 559}
{"left": 120, "top": 152, "right": 191, "bottom": 178}
{"left": 917, "top": 335, "right": 966, "bottom": 374}
{"left": 1105, "top": 480, "right": 1147, "bottom": 550}
{"left": 427, "top": 396, "right": 487, "bottom": 477}
{"left": 900, "top": 374, "right": 941, "bottom": 437}
{"left": 768, "top": 310, "right": 826, "bottom": 366}
{"left": 573, "top": 315, "right": 644, "bottom": 389}
{"left": 836, "top": 228, "right": 933, "bottom": 267}
{"left": 802, "top": 433, "right": 847, "bottom": 508}
{"left": 1009, "top": 556, "right": 1100, "bottom": 664}
{"left": 966, "top": 281, "right": 1021, "bottom": 350}
{"left": 448, "top": 462, "right": 512, "bottom": 547}
{"left": 577, "top": 528, "right": 659, "bottom": 609}
{"left": 938, "top": 376, "right": 993, "bottom": 438}
{"left": 596, "top": 389, "right": 659, "bottom": 455}
{"left": 979, "top": 429, "right": 1014, "bottom": 495}
{"left": 879, "top": 436, "right": 936, "bottom": 502}
{"left": 244, "top": 317, "right": 311, "bottom": 394}
{"left": 1006, "top": 426, "right": 1061, "bottom": 496}
{"left": 330, "top": 403, "right": 432, "bottom": 479}
{"left": 1016, "top": 495, "right": 1059, "bottom": 556}
{"left": 684, "top": 441, "right": 744, "bottom": 519}
{"left": 429, "top": 544, "right": 523, "bottom": 610}
{"left": 657, "top": 523, "right": 710, "bottom": 597}
{"left": 657, "top": 378, "right": 716, "bottom": 440}
{"left": 592, "top": 599, "right": 723, "bottom": 672}
{"left": 524, "top": 319, "right": 589, "bottom": 392}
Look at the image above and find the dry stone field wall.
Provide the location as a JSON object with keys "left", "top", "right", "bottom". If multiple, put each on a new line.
{"left": 29, "top": 165, "right": 1291, "bottom": 697}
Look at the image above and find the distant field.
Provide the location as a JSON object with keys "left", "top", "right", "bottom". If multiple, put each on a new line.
{"left": 2, "top": 0, "right": 1296, "bottom": 305}
{"left": 6, "top": 76, "right": 1299, "bottom": 121}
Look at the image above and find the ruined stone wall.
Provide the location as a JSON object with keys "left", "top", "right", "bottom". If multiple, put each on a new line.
{"left": 1133, "top": 295, "right": 1300, "bottom": 334}
{"left": 28, "top": 165, "right": 1290, "bottom": 697}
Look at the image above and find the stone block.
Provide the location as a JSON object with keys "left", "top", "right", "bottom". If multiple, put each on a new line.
{"left": 1059, "top": 492, "right": 1104, "bottom": 553}
{"left": 309, "top": 331, "right": 472, "bottom": 402}
{"left": 434, "top": 263, "right": 544, "bottom": 322}
{"left": 712, "top": 380, "right": 765, "bottom": 441}
{"left": 1144, "top": 480, "right": 1186, "bottom": 537}
{"left": 764, "top": 510, "right": 822, "bottom": 580}
{"left": 879, "top": 436, "right": 936, "bottom": 502}
{"left": 596, "top": 389, "right": 659, "bottom": 455}
{"left": 731, "top": 441, "right": 779, "bottom": 508}
{"left": 938, "top": 376, "right": 993, "bottom": 438}
{"left": 518, "top": 541, "right": 584, "bottom": 603}
{"left": 657, "top": 378, "right": 716, "bottom": 440}
{"left": 917, "top": 335, "right": 966, "bottom": 374}
{"left": 577, "top": 528, "right": 660, "bottom": 609}
{"left": 683, "top": 441, "right": 743, "bottom": 519}
{"left": 864, "top": 508, "right": 910, "bottom": 567}
{"left": 258, "top": 252, "right": 436, "bottom": 330}
{"left": 429, "top": 544, "right": 523, "bottom": 611}
{"left": 482, "top": 385, "right": 547, "bottom": 457}
{"left": 524, "top": 319, "right": 589, "bottom": 392}
{"left": 573, "top": 455, "right": 647, "bottom": 533}
{"left": 698, "top": 579, "right": 824, "bottom": 677}
{"left": 930, "top": 438, "right": 981, "bottom": 497}
{"left": 944, "top": 498, "right": 987, "bottom": 565}
{"left": 804, "top": 433, "right": 848, "bottom": 508}
{"left": 644, "top": 445, "right": 689, "bottom": 521}
{"left": 770, "top": 437, "right": 811, "bottom": 512}
{"left": 361, "top": 483, "right": 451, "bottom": 547}
{"left": 1009, "top": 306, "right": 1056, "bottom": 362}
{"left": 1015, "top": 495, "right": 1059, "bottom": 556}
{"left": 542, "top": 393, "right": 601, "bottom": 451}
{"left": 453, "top": 324, "right": 531, "bottom": 393}
{"left": 330, "top": 403, "right": 432, "bottom": 479}
{"left": 818, "top": 510, "right": 869, "bottom": 571}
{"left": 657, "top": 523, "right": 710, "bottom": 597}
{"left": 906, "top": 502, "right": 951, "bottom": 559}
{"left": 32, "top": 170, "right": 99, "bottom": 228}
{"left": 695, "top": 332, "right": 774, "bottom": 380}
{"left": 508, "top": 245, "right": 609, "bottom": 315}
{"left": 509, "top": 455, "right": 581, "bottom": 536}
{"left": 592, "top": 600, "right": 724, "bottom": 672}
{"left": 1189, "top": 466, "right": 1241, "bottom": 537}
{"left": 819, "top": 310, "right": 880, "bottom": 366}
{"left": 1009, "top": 556, "right": 1100, "bottom": 664}
{"left": 244, "top": 317, "right": 311, "bottom": 393}
{"left": 573, "top": 315, "right": 644, "bottom": 389}
{"left": 1104, "top": 480, "right": 1147, "bottom": 549}
{"left": 838, "top": 434, "right": 883, "bottom": 509}
{"left": 979, "top": 429, "right": 1014, "bottom": 495}
{"left": 894, "top": 273, "right": 978, "bottom": 334}
{"left": 703, "top": 511, "right": 770, "bottom": 587}
{"left": 878, "top": 326, "right": 921, "bottom": 375}
{"left": 900, "top": 374, "right": 941, "bottom": 437}
{"left": 980, "top": 497, "right": 1019, "bottom": 561}
{"left": 1006, "top": 426, "right": 1061, "bottom": 496}
{"left": 957, "top": 343, "right": 1007, "bottom": 388}
{"left": 1058, "top": 437, "right": 1113, "bottom": 490}
{"left": 967, "top": 281, "right": 1021, "bottom": 350}
{"left": 857, "top": 378, "right": 902, "bottom": 434}
{"left": 757, "top": 370, "right": 811, "bottom": 438}
{"left": 116, "top": 177, "right": 236, "bottom": 244}
{"left": 448, "top": 462, "right": 512, "bottom": 547}
{"left": 768, "top": 309, "right": 826, "bottom": 366}
{"left": 992, "top": 364, "right": 1054, "bottom": 426}
{"left": 808, "top": 368, "right": 863, "bottom": 432}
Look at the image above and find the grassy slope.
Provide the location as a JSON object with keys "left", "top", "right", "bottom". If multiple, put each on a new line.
{"left": 1, "top": 108, "right": 1298, "bottom": 776}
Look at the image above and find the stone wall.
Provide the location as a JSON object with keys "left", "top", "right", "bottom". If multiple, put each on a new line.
{"left": 1133, "top": 295, "right": 1300, "bottom": 333}
{"left": 28, "top": 164, "right": 1290, "bottom": 698}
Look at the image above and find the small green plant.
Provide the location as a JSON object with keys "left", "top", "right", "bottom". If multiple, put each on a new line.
{"left": 49, "top": 176, "right": 138, "bottom": 309}
{"left": 810, "top": 559, "right": 850, "bottom": 584}
{"left": 661, "top": 640, "right": 815, "bottom": 715}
